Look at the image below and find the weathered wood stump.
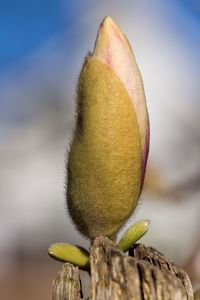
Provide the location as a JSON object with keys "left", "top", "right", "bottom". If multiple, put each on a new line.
{"left": 52, "top": 263, "right": 83, "bottom": 300}
{"left": 52, "top": 236, "right": 196, "bottom": 299}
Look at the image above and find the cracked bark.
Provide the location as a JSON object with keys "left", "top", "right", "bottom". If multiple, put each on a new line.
{"left": 52, "top": 236, "right": 196, "bottom": 300}
{"left": 52, "top": 263, "right": 83, "bottom": 300}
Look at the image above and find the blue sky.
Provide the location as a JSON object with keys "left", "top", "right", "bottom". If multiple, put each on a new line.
{"left": 0, "top": 0, "right": 80, "bottom": 69}
{"left": 0, "top": 0, "right": 199, "bottom": 128}
{"left": 0, "top": 0, "right": 199, "bottom": 70}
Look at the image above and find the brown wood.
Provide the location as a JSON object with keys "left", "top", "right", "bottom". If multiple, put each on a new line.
{"left": 90, "top": 237, "right": 193, "bottom": 300}
{"left": 52, "top": 237, "right": 196, "bottom": 300}
{"left": 52, "top": 263, "right": 83, "bottom": 300}
{"left": 129, "top": 243, "right": 194, "bottom": 299}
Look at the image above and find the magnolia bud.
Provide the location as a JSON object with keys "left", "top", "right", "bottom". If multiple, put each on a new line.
{"left": 66, "top": 16, "right": 149, "bottom": 240}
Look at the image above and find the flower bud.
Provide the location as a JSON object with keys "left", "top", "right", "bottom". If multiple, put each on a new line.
{"left": 93, "top": 16, "right": 150, "bottom": 187}
{"left": 67, "top": 16, "right": 149, "bottom": 240}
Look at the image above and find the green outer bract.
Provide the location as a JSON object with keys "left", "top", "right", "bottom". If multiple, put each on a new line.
{"left": 48, "top": 243, "right": 90, "bottom": 270}
{"left": 67, "top": 58, "right": 142, "bottom": 240}
{"left": 118, "top": 220, "right": 150, "bottom": 252}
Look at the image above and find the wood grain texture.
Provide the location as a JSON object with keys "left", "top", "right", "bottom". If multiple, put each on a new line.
{"left": 52, "top": 263, "right": 83, "bottom": 300}
{"left": 89, "top": 237, "right": 194, "bottom": 300}
{"left": 129, "top": 243, "right": 194, "bottom": 300}
{"left": 52, "top": 237, "right": 196, "bottom": 300}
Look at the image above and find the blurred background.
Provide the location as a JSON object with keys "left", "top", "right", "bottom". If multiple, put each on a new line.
{"left": 0, "top": 0, "right": 200, "bottom": 299}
